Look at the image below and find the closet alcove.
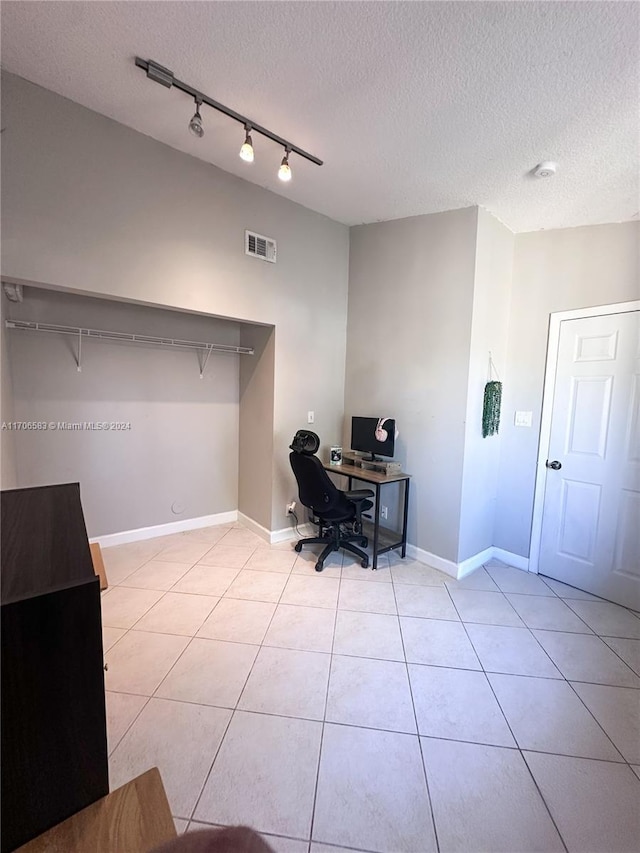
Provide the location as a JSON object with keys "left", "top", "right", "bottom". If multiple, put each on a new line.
{"left": 2, "top": 285, "right": 276, "bottom": 539}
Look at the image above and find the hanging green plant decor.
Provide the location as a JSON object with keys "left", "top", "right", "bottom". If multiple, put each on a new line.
{"left": 482, "top": 380, "right": 502, "bottom": 438}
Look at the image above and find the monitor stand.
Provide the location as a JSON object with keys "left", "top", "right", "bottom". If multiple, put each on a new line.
{"left": 366, "top": 452, "right": 381, "bottom": 462}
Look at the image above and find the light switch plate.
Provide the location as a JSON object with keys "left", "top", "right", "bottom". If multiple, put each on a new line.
{"left": 514, "top": 411, "right": 533, "bottom": 427}
{"left": 307, "top": 411, "right": 315, "bottom": 424}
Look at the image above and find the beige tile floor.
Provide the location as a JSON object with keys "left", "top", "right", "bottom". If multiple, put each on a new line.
{"left": 101, "top": 524, "right": 640, "bottom": 853}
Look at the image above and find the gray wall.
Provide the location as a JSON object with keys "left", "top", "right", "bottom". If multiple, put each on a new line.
{"left": 1, "top": 72, "right": 350, "bottom": 533}
{"left": 494, "top": 221, "right": 640, "bottom": 557}
{"left": 5, "top": 287, "right": 240, "bottom": 537}
{"left": 346, "top": 208, "right": 478, "bottom": 562}
{"left": 239, "top": 323, "right": 275, "bottom": 530}
{"left": 458, "top": 209, "right": 514, "bottom": 561}
{"left": 1, "top": 295, "right": 18, "bottom": 488}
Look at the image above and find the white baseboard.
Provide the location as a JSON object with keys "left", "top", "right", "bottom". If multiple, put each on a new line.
{"left": 490, "top": 547, "right": 530, "bottom": 572}
{"left": 405, "top": 544, "right": 458, "bottom": 579}
{"left": 406, "top": 543, "right": 529, "bottom": 579}
{"left": 90, "top": 510, "right": 238, "bottom": 549}
{"left": 457, "top": 547, "right": 494, "bottom": 579}
{"left": 237, "top": 512, "right": 272, "bottom": 544}
{"left": 92, "top": 510, "right": 532, "bottom": 580}
{"left": 271, "top": 521, "right": 316, "bottom": 544}
{"left": 237, "top": 512, "right": 316, "bottom": 545}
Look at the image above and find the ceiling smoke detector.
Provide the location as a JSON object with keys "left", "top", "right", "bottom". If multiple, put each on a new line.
{"left": 533, "top": 161, "right": 557, "bottom": 178}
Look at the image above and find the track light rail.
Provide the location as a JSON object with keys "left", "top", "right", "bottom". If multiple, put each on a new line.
{"left": 135, "top": 57, "right": 323, "bottom": 167}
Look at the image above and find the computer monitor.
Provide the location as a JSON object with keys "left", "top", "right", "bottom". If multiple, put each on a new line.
{"left": 351, "top": 416, "right": 396, "bottom": 461}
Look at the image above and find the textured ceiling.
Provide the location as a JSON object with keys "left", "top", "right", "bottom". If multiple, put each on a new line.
{"left": 1, "top": 1, "right": 638, "bottom": 231}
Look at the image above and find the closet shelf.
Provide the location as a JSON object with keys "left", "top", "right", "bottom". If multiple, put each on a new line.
{"left": 5, "top": 319, "right": 254, "bottom": 377}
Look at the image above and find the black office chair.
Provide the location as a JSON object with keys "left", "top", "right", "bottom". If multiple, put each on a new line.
{"left": 289, "top": 430, "right": 375, "bottom": 572}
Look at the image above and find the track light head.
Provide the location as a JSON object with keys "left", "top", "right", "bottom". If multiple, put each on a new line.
{"left": 136, "top": 58, "right": 323, "bottom": 170}
{"left": 239, "top": 125, "right": 254, "bottom": 163}
{"left": 278, "top": 148, "right": 292, "bottom": 182}
{"left": 188, "top": 99, "right": 204, "bottom": 138}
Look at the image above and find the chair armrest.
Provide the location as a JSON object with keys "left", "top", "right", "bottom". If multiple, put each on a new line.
{"left": 344, "top": 489, "right": 375, "bottom": 502}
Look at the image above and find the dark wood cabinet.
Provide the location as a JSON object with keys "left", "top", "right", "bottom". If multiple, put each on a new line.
{"left": 1, "top": 483, "right": 109, "bottom": 853}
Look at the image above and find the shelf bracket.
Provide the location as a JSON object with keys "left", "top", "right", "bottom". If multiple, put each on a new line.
{"left": 198, "top": 345, "right": 213, "bottom": 379}
{"left": 75, "top": 329, "right": 82, "bottom": 373}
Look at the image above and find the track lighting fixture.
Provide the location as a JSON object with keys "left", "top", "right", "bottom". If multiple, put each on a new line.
{"left": 135, "top": 58, "right": 323, "bottom": 182}
{"left": 278, "top": 148, "right": 292, "bottom": 182}
{"left": 239, "top": 125, "right": 254, "bottom": 163}
{"left": 188, "top": 98, "right": 204, "bottom": 138}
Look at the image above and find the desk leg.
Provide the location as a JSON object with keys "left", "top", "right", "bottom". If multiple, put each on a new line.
{"left": 372, "top": 483, "right": 381, "bottom": 570}
{"left": 401, "top": 478, "right": 410, "bottom": 558}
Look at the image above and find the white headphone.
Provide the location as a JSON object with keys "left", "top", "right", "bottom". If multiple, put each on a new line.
{"left": 375, "top": 417, "right": 398, "bottom": 442}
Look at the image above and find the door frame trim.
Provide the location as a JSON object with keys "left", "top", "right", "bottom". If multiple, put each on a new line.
{"left": 529, "top": 299, "right": 640, "bottom": 575}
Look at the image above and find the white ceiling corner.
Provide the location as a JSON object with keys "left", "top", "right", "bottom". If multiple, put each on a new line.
{"left": 1, "top": 1, "right": 638, "bottom": 232}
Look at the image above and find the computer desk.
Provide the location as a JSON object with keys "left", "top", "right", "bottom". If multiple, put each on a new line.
{"left": 322, "top": 461, "right": 411, "bottom": 570}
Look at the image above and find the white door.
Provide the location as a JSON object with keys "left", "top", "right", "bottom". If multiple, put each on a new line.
{"left": 539, "top": 309, "right": 640, "bottom": 609}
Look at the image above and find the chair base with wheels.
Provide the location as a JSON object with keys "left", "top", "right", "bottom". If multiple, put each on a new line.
{"left": 289, "top": 430, "right": 374, "bottom": 573}
{"left": 295, "top": 516, "right": 370, "bottom": 572}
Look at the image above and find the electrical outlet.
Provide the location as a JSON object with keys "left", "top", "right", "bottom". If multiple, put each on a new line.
{"left": 286, "top": 501, "right": 296, "bottom": 515}
{"left": 381, "top": 505, "right": 388, "bottom": 520}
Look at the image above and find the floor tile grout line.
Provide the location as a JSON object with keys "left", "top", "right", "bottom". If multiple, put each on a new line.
{"left": 509, "top": 745, "right": 635, "bottom": 767}
{"left": 485, "top": 565, "right": 560, "bottom": 599}
{"left": 103, "top": 585, "right": 182, "bottom": 643}
{"left": 103, "top": 537, "right": 173, "bottom": 585}
{"left": 109, "top": 689, "right": 640, "bottom": 767}
{"left": 519, "top": 751, "right": 569, "bottom": 853}
{"left": 542, "top": 596, "right": 601, "bottom": 634}
{"left": 106, "top": 600, "right": 640, "bottom": 689}
{"left": 391, "top": 573, "right": 441, "bottom": 853}
{"left": 108, "top": 593, "right": 630, "bottom": 634}
{"left": 466, "top": 641, "right": 629, "bottom": 759}
{"left": 445, "top": 590, "right": 521, "bottom": 749}
{"left": 449, "top": 584, "right": 529, "bottom": 628}
{"left": 109, "top": 568, "right": 640, "bottom": 637}
{"left": 538, "top": 573, "right": 569, "bottom": 598}
{"left": 521, "top": 622, "right": 571, "bottom": 679}
{"left": 599, "top": 636, "right": 640, "bottom": 677}
{"left": 187, "top": 543, "right": 299, "bottom": 826}
{"left": 106, "top": 692, "right": 153, "bottom": 761}
{"left": 146, "top": 634, "right": 200, "bottom": 702}
{"left": 307, "top": 549, "right": 344, "bottom": 847}
{"left": 125, "top": 587, "right": 172, "bottom": 632}
{"left": 104, "top": 586, "right": 640, "bottom": 692}
{"left": 532, "top": 628, "right": 640, "bottom": 686}
{"left": 562, "top": 679, "right": 628, "bottom": 763}
{"left": 138, "top": 551, "right": 244, "bottom": 698}
{"left": 460, "top": 612, "right": 634, "bottom": 761}
{"left": 108, "top": 660, "right": 640, "bottom": 700}
{"left": 538, "top": 572, "right": 640, "bottom": 615}
{"left": 103, "top": 619, "right": 153, "bottom": 761}
{"left": 452, "top": 587, "right": 571, "bottom": 852}
{"left": 185, "top": 704, "right": 236, "bottom": 824}
{"left": 183, "top": 816, "right": 377, "bottom": 852}
{"left": 182, "top": 536, "right": 269, "bottom": 824}
{"left": 417, "top": 732, "right": 639, "bottom": 768}
{"left": 439, "top": 586, "right": 483, "bottom": 673}
{"left": 451, "top": 591, "right": 582, "bottom": 853}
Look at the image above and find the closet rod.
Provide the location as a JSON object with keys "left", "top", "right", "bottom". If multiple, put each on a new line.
{"left": 5, "top": 320, "right": 255, "bottom": 356}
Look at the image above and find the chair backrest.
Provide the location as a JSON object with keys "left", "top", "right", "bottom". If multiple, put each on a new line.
{"left": 289, "top": 451, "right": 343, "bottom": 516}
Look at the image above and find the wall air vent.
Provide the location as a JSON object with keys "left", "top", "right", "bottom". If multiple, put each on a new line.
{"left": 245, "top": 230, "right": 277, "bottom": 263}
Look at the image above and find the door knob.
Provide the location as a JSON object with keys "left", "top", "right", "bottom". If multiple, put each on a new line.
{"left": 546, "top": 460, "right": 562, "bottom": 470}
